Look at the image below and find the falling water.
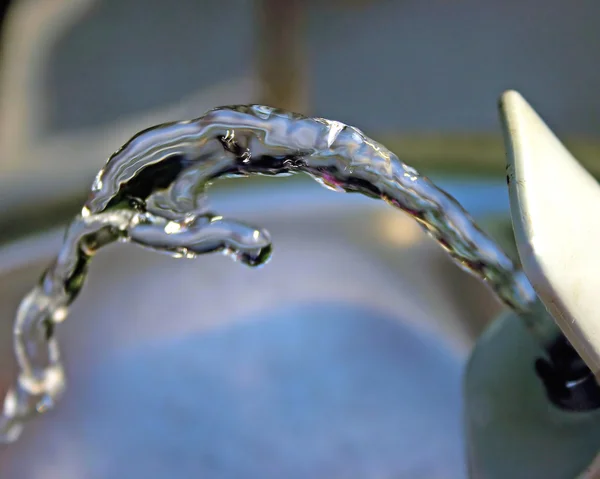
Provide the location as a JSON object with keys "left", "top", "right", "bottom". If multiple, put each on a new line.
{"left": 0, "top": 105, "right": 554, "bottom": 443}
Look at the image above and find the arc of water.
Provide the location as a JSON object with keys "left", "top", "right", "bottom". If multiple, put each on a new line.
{"left": 1, "top": 104, "right": 550, "bottom": 443}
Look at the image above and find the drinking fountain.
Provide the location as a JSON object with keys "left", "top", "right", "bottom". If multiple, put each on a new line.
{"left": 465, "top": 91, "right": 600, "bottom": 478}
{"left": 0, "top": 91, "right": 598, "bottom": 479}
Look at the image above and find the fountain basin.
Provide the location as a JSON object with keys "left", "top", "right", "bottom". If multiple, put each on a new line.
{"left": 0, "top": 178, "right": 506, "bottom": 478}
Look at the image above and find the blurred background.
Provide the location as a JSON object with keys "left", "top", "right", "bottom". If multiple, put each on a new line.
{"left": 0, "top": 0, "right": 600, "bottom": 237}
{"left": 2, "top": 0, "right": 600, "bottom": 220}
{"left": 0, "top": 1, "right": 599, "bottom": 477}
{"left": 2, "top": 0, "right": 600, "bottom": 196}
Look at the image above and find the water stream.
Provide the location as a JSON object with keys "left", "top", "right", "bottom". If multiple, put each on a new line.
{"left": 0, "top": 105, "right": 554, "bottom": 442}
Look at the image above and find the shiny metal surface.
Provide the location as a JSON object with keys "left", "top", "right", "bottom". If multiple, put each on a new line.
{"left": 0, "top": 180, "right": 504, "bottom": 478}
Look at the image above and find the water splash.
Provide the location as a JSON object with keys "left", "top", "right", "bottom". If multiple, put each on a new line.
{"left": 0, "top": 105, "right": 553, "bottom": 442}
